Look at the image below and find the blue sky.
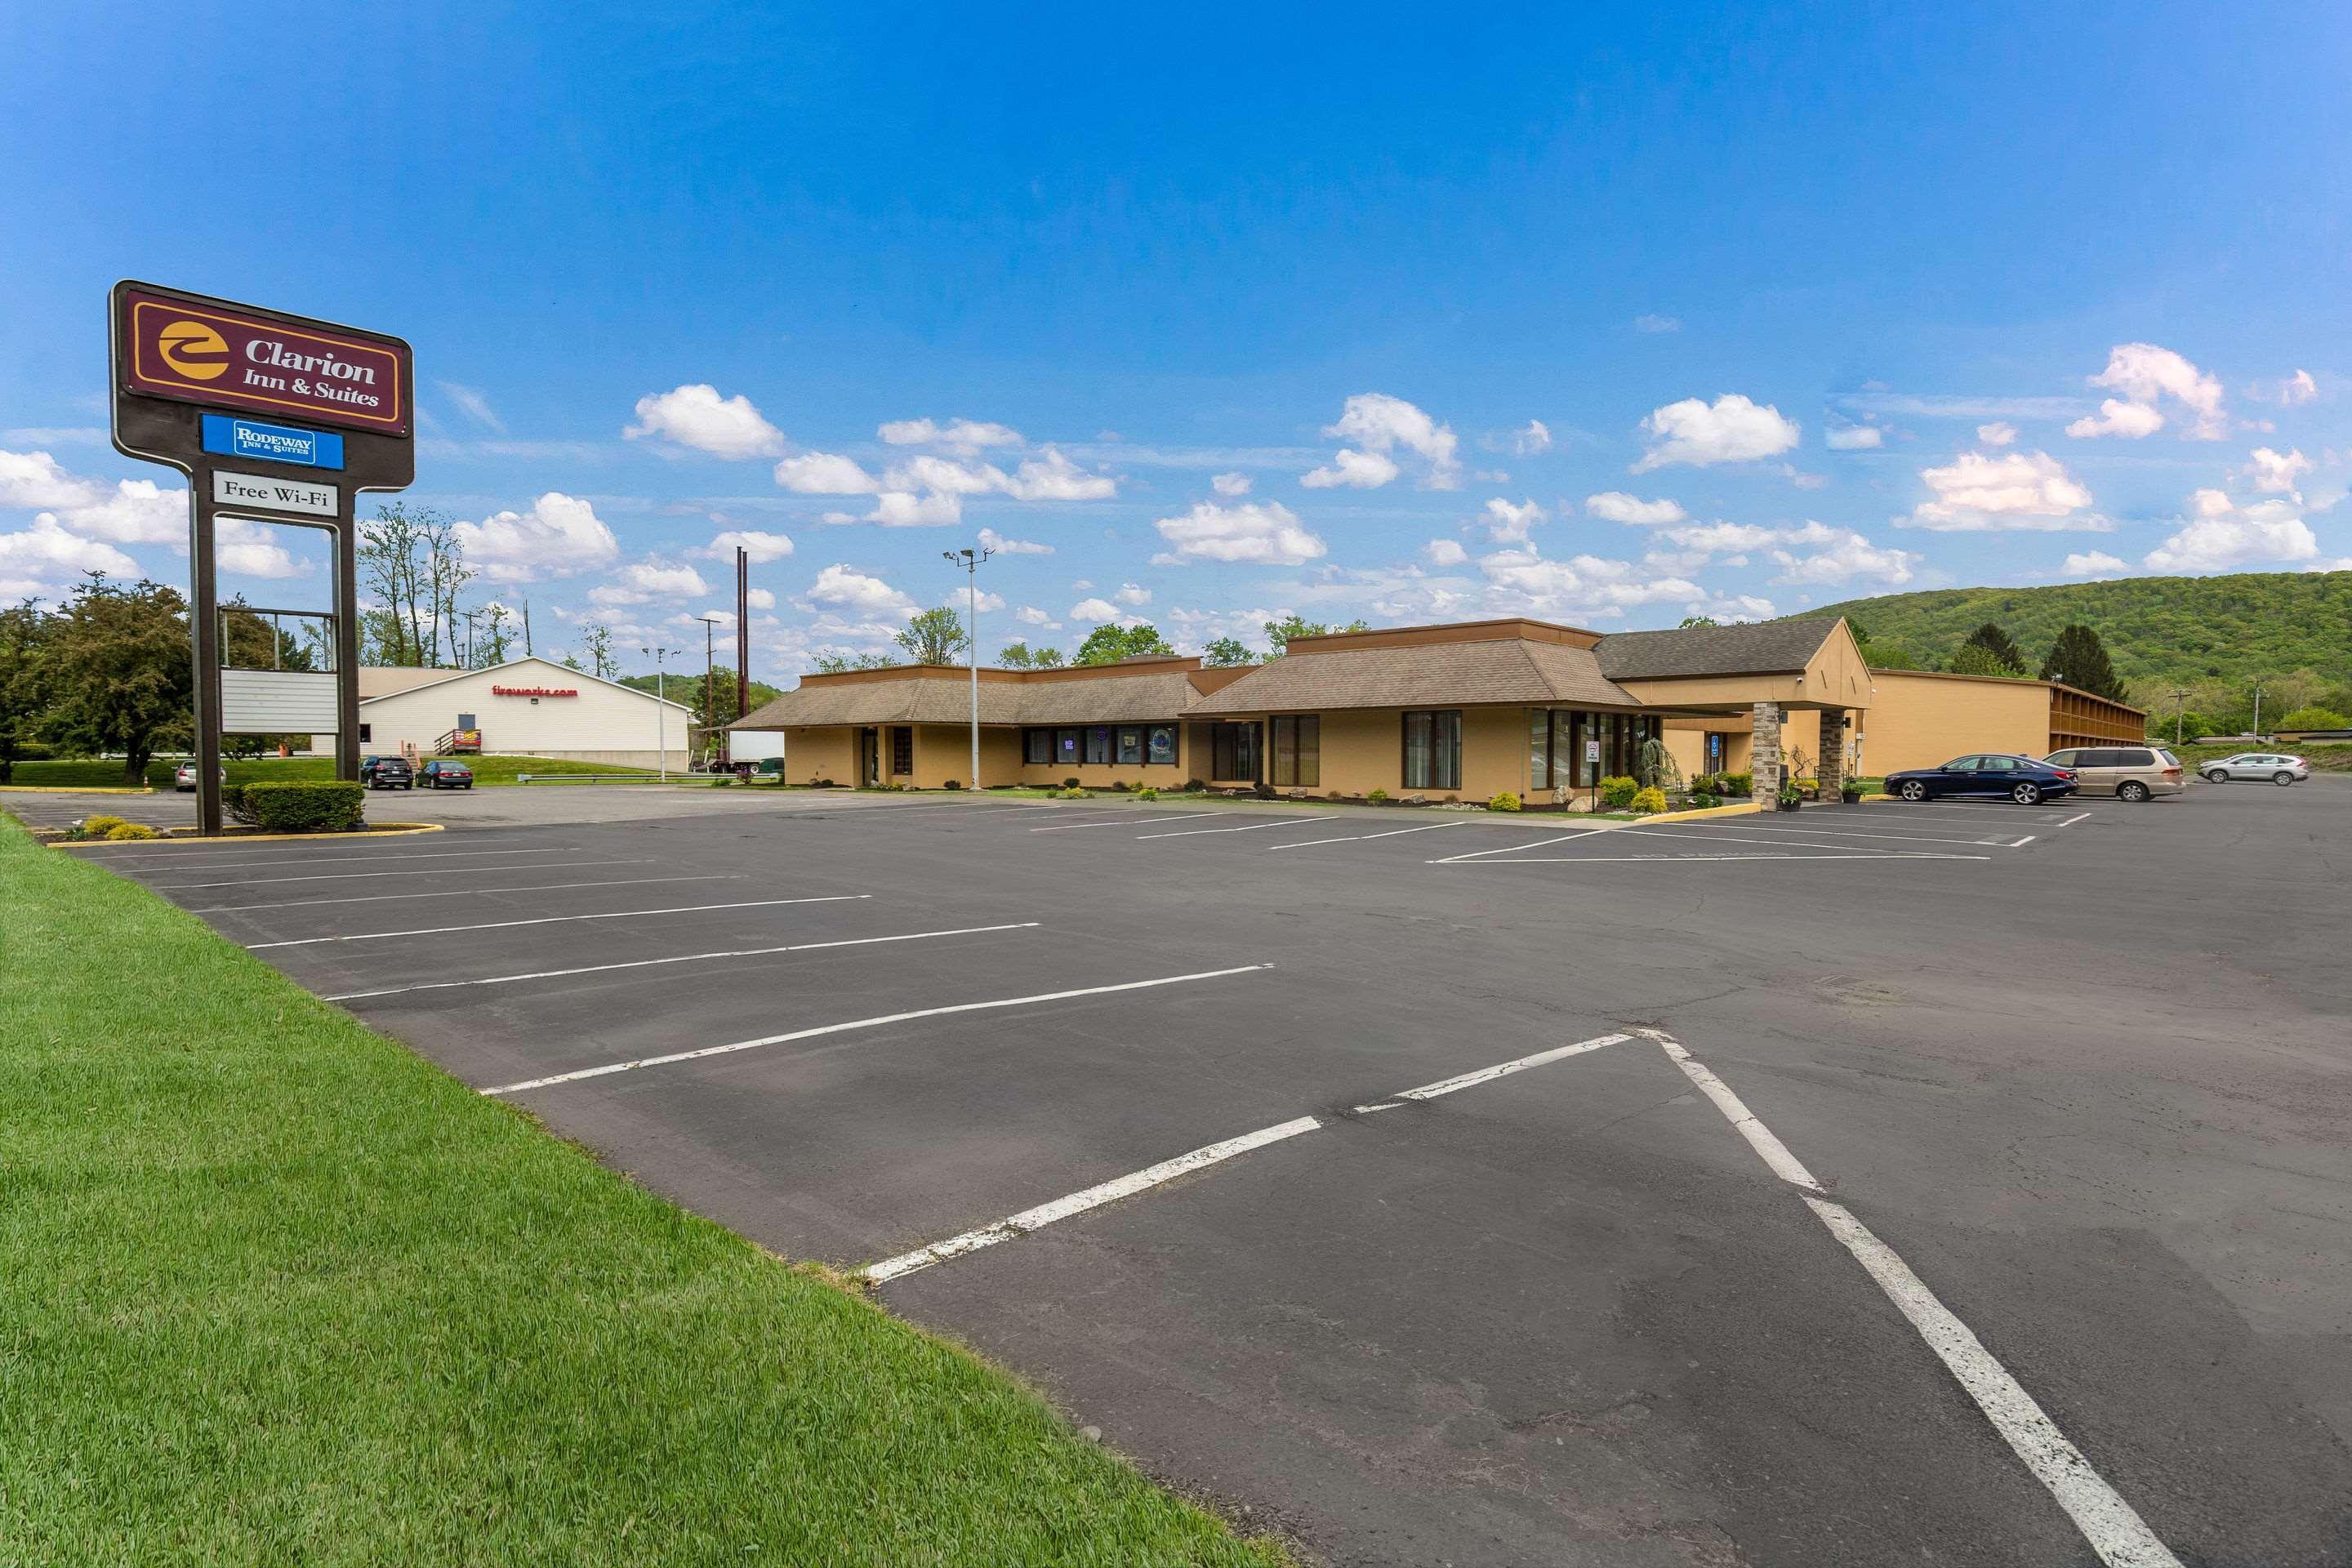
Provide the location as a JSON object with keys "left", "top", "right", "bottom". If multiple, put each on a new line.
{"left": 4, "top": 3, "right": 2347, "bottom": 675}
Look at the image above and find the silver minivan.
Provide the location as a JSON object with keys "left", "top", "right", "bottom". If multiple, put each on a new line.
{"left": 2043, "top": 744, "right": 2185, "bottom": 801}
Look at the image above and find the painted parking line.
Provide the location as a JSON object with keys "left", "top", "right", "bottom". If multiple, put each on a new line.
{"left": 1134, "top": 816, "right": 1331, "bottom": 840}
{"left": 1437, "top": 851, "right": 1993, "bottom": 865}
{"left": 189, "top": 873, "right": 745, "bottom": 915}
{"left": 1267, "top": 821, "right": 1470, "bottom": 851}
{"left": 479, "top": 963, "right": 1272, "bottom": 1096}
{"left": 247, "top": 893, "right": 870, "bottom": 951}
{"left": 1640, "top": 1030, "right": 2182, "bottom": 1567}
{"left": 325, "top": 920, "right": 1043, "bottom": 1002}
{"left": 154, "top": 858, "right": 646, "bottom": 891}
{"left": 871, "top": 1030, "right": 1635, "bottom": 1281}
{"left": 1032, "top": 813, "right": 1220, "bottom": 832}
{"left": 1428, "top": 826, "right": 1613, "bottom": 864}
{"left": 97, "top": 844, "right": 584, "bottom": 871}
{"left": 1617, "top": 820, "right": 2020, "bottom": 849}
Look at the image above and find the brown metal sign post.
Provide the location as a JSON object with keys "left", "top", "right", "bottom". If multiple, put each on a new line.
{"left": 109, "top": 281, "right": 414, "bottom": 835}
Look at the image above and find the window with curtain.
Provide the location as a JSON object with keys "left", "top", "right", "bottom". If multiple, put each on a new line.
{"left": 1402, "top": 710, "right": 1461, "bottom": 791}
{"left": 1271, "top": 715, "right": 1320, "bottom": 786}
{"left": 1085, "top": 727, "right": 1112, "bottom": 764}
{"left": 890, "top": 728, "right": 913, "bottom": 775}
{"left": 1116, "top": 727, "right": 1143, "bottom": 764}
{"left": 1056, "top": 728, "right": 1080, "bottom": 765}
{"left": 1023, "top": 728, "right": 1053, "bottom": 764}
{"left": 1211, "top": 722, "right": 1259, "bottom": 780}
{"left": 1530, "top": 709, "right": 1552, "bottom": 791}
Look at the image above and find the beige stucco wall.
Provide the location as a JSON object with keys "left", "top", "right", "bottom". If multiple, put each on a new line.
{"left": 1859, "top": 671, "right": 2048, "bottom": 776}
{"left": 782, "top": 726, "right": 858, "bottom": 785}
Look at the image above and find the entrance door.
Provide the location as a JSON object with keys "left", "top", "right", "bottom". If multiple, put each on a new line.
{"left": 858, "top": 727, "right": 880, "bottom": 786}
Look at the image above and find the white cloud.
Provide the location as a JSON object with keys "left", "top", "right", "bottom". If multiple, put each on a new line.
{"left": 0, "top": 514, "right": 140, "bottom": 582}
{"left": 696, "top": 528, "right": 795, "bottom": 564}
{"left": 455, "top": 492, "right": 621, "bottom": 582}
{"left": 1481, "top": 497, "right": 1546, "bottom": 543}
{"left": 1, "top": 426, "right": 105, "bottom": 447}
{"left": 2245, "top": 446, "right": 2311, "bottom": 496}
{"left": 1013, "top": 605, "right": 1058, "bottom": 627}
{"left": 1633, "top": 314, "right": 1682, "bottom": 334}
{"left": 1659, "top": 520, "right": 1835, "bottom": 556}
{"left": 1424, "top": 538, "right": 1469, "bottom": 566}
{"left": 1210, "top": 471, "right": 1252, "bottom": 496}
{"left": 1003, "top": 446, "right": 1116, "bottom": 501}
{"left": 866, "top": 490, "right": 964, "bottom": 528}
{"left": 1301, "top": 393, "right": 1460, "bottom": 490}
{"left": 590, "top": 560, "right": 710, "bottom": 606}
{"left": 2143, "top": 492, "right": 2317, "bottom": 572}
{"left": 1976, "top": 421, "right": 2018, "bottom": 448}
{"left": 1299, "top": 447, "right": 1401, "bottom": 490}
{"left": 1909, "top": 448, "right": 2097, "bottom": 531}
{"left": 773, "top": 452, "right": 880, "bottom": 494}
{"left": 1584, "top": 491, "right": 1688, "bottom": 526}
{"left": 1150, "top": 501, "right": 1326, "bottom": 566}
{"left": 885, "top": 454, "right": 1003, "bottom": 496}
{"left": 745, "top": 586, "right": 777, "bottom": 609}
{"left": 1115, "top": 581, "right": 1152, "bottom": 606}
{"left": 1768, "top": 528, "right": 1922, "bottom": 586}
{"left": 2273, "top": 369, "right": 2319, "bottom": 406}
{"left": 970, "top": 589, "right": 1007, "bottom": 613}
{"left": 1508, "top": 419, "right": 1552, "bottom": 456}
{"left": 804, "top": 564, "right": 918, "bottom": 617}
{"left": 2066, "top": 343, "right": 2226, "bottom": 440}
{"left": 439, "top": 381, "right": 505, "bottom": 433}
{"left": 1632, "top": 394, "right": 1800, "bottom": 471}
{"left": 1069, "top": 596, "right": 1122, "bottom": 622}
{"left": 624, "top": 384, "right": 786, "bottom": 459}
{"left": 2060, "top": 551, "right": 2128, "bottom": 577}
{"left": 0, "top": 448, "right": 185, "bottom": 545}
{"left": 1824, "top": 424, "right": 1882, "bottom": 450}
{"left": 1689, "top": 593, "right": 1778, "bottom": 621}
{"left": 215, "top": 516, "right": 307, "bottom": 579}
{"left": 978, "top": 527, "right": 1053, "bottom": 555}
{"left": 1476, "top": 545, "right": 1702, "bottom": 615}
{"left": 876, "top": 417, "right": 1025, "bottom": 454}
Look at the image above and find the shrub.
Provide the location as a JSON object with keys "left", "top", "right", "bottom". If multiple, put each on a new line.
{"left": 1630, "top": 786, "right": 1668, "bottom": 814}
{"left": 1487, "top": 791, "right": 1522, "bottom": 813}
{"left": 1110, "top": 779, "right": 1130, "bottom": 792}
{"left": 1183, "top": 778, "right": 1205, "bottom": 792}
{"left": 942, "top": 778, "right": 962, "bottom": 791}
{"left": 1058, "top": 785, "right": 1089, "bottom": 800}
{"left": 1366, "top": 787, "right": 1388, "bottom": 804}
{"left": 240, "top": 781, "right": 366, "bottom": 834}
{"left": 1690, "top": 791, "right": 1721, "bottom": 810}
{"left": 1599, "top": 774, "right": 1639, "bottom": 808}
{"left": 1719, "top": 772, "right": 1753, "bottom": 796}
{"left": 1134, "top": 786, "right": 1159, "bottom": 801}
{"left": 105, "top": 822, "right": 158, "bottom": 840}
{"left": 81, "top": 813, "right": 129, "bottom": 835}
{"left": 1062, "top": 777, "right": 1081, "bottom": 790}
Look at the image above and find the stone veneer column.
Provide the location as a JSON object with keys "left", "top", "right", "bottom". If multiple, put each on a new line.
{"left": 1815, "top": 709, "right": 1845, "bottom": 804}
{"left": 1750, "top": 702, "right": 1782, "bottom": 802}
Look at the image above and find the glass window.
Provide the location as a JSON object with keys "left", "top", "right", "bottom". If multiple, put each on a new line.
{"left": 1085, "top": 727, "right": 1112, "bottom": 765}
{"left": 1056, "top": 728, "right": 1080, "bottom": 764}
{"left": 1212, "top": 721, "right": 1260, "bottom": 780}
{"left": 1530, "top": 709, "right": 1552, "bottom": 792}
{"left": 1402, "top": 710, "right": 1460, "bottom": 791}
{"left": 1271, "top": 715, "right": 1320, "bottom": 787}
{"left": 1980, "top": 755, "right": 2018, "bottom": 772}
{"left": 1943, "top": 755, "right": 1980, "bottom": 771}
{"left": 890, "top": 728, "right": 913, "bottom": 774}
{"left": 2047, "top": 750, "right": 2080, "bottom": 767}
{"left": 1116, "top": 727, "right": 1143, "bottom": 764}
{"left": 1024, "top": 728, "right": 1053, "bottom": 765}
{"left": 1146, "top": 724, "right": 1177, "bottom": 765}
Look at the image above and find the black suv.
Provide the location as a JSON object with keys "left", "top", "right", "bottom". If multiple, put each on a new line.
{"left": 361, "top": 755, "right": 415, "bottom": 790}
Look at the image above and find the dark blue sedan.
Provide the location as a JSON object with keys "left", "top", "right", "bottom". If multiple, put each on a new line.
{"left": 1886, "top": 753, "right": 2079, "bottom": 804}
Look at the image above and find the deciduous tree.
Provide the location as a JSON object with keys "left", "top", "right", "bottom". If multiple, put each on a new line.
{"left": 1202, "top": 635, "right": 1256, "bottom": 666}
{"left": 1074, "top": 622, "right": 1176, "bottom": 666}
{"left": 1262, "top": 613, "right": 1368, "bottom": 657}
{"left": 894, "top": 607, "right": 969, "bottom": 666}
{"left": 0, "top": 598, "right": 49, "bottom": 785}
{"left": 42, "top": 574, "right": 194, "bottom": 785}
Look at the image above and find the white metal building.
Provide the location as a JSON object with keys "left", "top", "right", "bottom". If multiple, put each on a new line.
{"left": 308, "top": 657, "right": 695, "bottom": 769}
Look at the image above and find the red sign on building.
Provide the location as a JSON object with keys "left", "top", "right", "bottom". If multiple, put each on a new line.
{"left": 116, "top": 287, "right": 412, "bottom": 434}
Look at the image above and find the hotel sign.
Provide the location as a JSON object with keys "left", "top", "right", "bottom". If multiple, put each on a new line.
{"left": 118, "top": 285, "right": 412, "bottom": 434}
{"left": 213, "top": 470, "right": 338, "bottom": 518}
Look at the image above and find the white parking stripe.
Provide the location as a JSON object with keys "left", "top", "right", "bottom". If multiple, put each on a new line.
{"left": 1619, "top": 821, "right": 2014, "bottom": 849}
{"left": 1267, "top": 821, "right": 1470, "bottom": 850}
{"left": 1613, "top": 824, "right": 1954, "bottom": 853}
{"left": 866, "top": 1116, "right": 1325, "bottom": 1282}
{"left": 247, "top": 893, "right": 870, "bottom": 950}
{"left": 1032, "top": 813, "right": 1218, "bottom": 832}
{"left": 1134, "top": 817, "right": 1330, "bottom": 840}
{"left": 104, "top": 845, "right": 582, "bottom": 871}
{"left": 325, "top": 921, "right": 1041, "bottom": 1001}
{"left": 2055, "top": 812, "right": 2091, "bottom": 827}
{"left": 1437, "top": 852, "right": 1992, "bottom": 865}
{"left": 189, "top": 874, "right": 743, "bottom": 914}
{"left": 158, "top": 858, "right": 646, "bottom": 890}
{"left": 1645, "top": 1029, "right": 2183, "bottom": 1568}
{"left": 1428, "top": 826, "right": 1612, "bottom": 864}
{"left": 1359, "top": 1031, "right": 1628, "bottom": 1108}
{"left": 480, "top": 963, "right": 1272, "bottom": 1096}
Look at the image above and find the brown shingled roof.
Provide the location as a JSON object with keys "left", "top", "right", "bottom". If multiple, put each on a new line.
{"left": 1186, "top": 637, "right": 1642, "bottom": 715}
{"left": 1594, "top": 618, "right": 1841, "bottom": 679}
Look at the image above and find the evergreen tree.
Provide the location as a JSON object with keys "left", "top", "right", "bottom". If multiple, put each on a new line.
{"left": 2039, "top": 623, "right": 2125, "bottom": 699}
{"left": 1960, "top": 621, "right": 2028, "bottom": 675}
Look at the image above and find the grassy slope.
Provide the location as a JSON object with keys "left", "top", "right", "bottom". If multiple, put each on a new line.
{"left": 1798, "top": 569, "right": 2352, "bottom": 691}
{"left": 0, "top": 821, "right": 1279, "bottom": 1566}
{"left": 3, "top": 755, "right": 653, "bottom": 790}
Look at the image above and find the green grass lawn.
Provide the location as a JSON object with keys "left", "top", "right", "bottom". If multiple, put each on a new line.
{"left": 2, "top": 754, "right": 658, "bottom": 790}
{"left": 0, "top": 820, "right": 1282, "bottom": 1566}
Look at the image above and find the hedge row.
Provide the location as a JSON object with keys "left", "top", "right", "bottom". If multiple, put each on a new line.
{"left": 226, "top": 781, "right": 366, "bottom": 834}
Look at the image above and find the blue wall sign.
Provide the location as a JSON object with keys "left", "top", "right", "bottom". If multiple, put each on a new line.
{"left": 200, "top": 413, "right": 345, "bottom": 470}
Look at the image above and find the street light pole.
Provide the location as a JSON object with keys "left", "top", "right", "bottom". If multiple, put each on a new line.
{"left": 942, "top": 545, "right": 994, "bottom": 788}
{"left": 697, "top": 615, "right": 725, "bottom": 769}
{"left": 642, "top": 644, "right": 683, "bottom": 779}
{"left": 2170, "top": 686, "right": 2189, "bottom": 746}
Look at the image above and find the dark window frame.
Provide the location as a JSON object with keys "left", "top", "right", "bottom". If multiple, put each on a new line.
{"left": 1401, "top": 709, "right": 1461, "bottom": 791}
{"left": 1270, "top": 714, "right": 1320, "bottom": 787}
{"left": 890, "top": 726, "right": 914, "bottom": 776}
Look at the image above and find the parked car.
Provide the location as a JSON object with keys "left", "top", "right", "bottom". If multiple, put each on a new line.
{"left": 1885, "top": 754, "right": 2079, "bottom": 804}
{"left": 2043, "top": 745, "right": 2184, "bottom": 802}
{"left": 2201, "top": 752, "right": 2311, "bottom": 786}
{"left": 418, "top": 759, "right": 474, "bottom": 790}
{"left": 174, "top": 761, "right": 225, "bottom": 792}
{"left": 360, "top": 755, "right": 415, "bottom": 791}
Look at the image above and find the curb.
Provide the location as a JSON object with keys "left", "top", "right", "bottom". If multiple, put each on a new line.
{"left": 1641, "top": 801, "right": 1765, "bottom": 824}
{"left": 0, "top": 785, "right": 158, "bottom": 795}
{"left": 52, "top": 822, "right": 445, "bottom": 849}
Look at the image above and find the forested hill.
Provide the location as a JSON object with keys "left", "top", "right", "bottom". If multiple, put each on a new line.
{"left": 1797, "top": 570, "right": 2352, "bottom": 694}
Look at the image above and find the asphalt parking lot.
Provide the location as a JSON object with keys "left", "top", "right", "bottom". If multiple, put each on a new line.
{"left": 65, "top": 778, "right": 2352, "bottom": 1566}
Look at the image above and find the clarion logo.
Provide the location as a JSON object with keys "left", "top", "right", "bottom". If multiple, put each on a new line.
{"left": 492, "top": 685, "right": 577, "bottom": 697}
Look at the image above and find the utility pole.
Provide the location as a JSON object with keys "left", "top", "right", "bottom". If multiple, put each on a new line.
{"left": 521, "top": 598, "right": 532, "bottom": 657}
{"left": 697, "top": 614, "right": 725, "bottom": 769}
{"left": 2252, "top": 680, "right": 2266, "bottom": 742}
{"left": 642, "top": 644, "right": 682, "bottom": 779}
{"left": 2170, "top": 686, "right": 2189, "bottom": 746}
{"left": 942, "top": 544, "right": 994, "bottom": 789}
{"left": 457, "top": 607, "right": 483, "bottom": 669}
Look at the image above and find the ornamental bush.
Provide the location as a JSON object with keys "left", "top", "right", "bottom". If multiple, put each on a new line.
{"left": 240, "top": 781, "right": 366, "bottom": 834}
{"left": 105, "top": 822, "right": 158, "bottom": 840}
{"left": 1599, "top": 774, "right": 1639, "bottom": 808}
{"left": 1719, "top": 772, "right": 1753, "bottom": 796}
{"left": 1487, "top": 791, "right": 1521, "bottom": 812}
{"left": 1690, "top": 791, "right": 1721, "bottom": 810}
{"left": 1058, "top": 786, "right": 1089, "bottom": 800}
{"left": 1630, "top": 786, "right": 1668, "bottom": 814}
{"left": 1366, "top": 787, "right": 1388, "bottom": 804}
{"left": 81, "top": 814, "right": 129, "bottom": 835}
{"left": 1134, "top": 786, "right": 1159, "bottom": 801}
